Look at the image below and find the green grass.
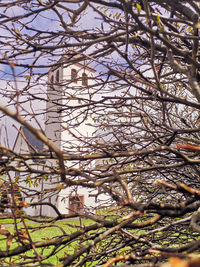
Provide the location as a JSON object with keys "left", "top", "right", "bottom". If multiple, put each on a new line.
{"left": 0, "top": 218, "right": 24, "bottom": 224}
{"left": 0, "top": 215, "right": 199, "bottom": 266}
{"left": 0, "top": 217, "right": 92, "bottom": 265}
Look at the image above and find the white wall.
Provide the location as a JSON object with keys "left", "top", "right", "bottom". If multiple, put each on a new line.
{"left": 60, "top": 63, "right": 95, "bottom": 153}
{"left": 45, "top": 67, "right": 62, "bottom": 147}
{"left": 57, "top": 186, "right": 97, "bottom": 214}
{"left": 45, "top": 60, "right": 109, "bottom": 215}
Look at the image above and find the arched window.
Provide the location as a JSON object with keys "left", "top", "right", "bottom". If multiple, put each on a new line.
{"left": 82, "top": 73, "right": 88, "bottom": 86}
{"left": 71, "top": 68, "right": 78, "bottom": 83}
{"left": 56, "top": 69, "right": 59, "bottom": 82}
{"left": 69, "top": 195, "right": 84, "bottom": 214}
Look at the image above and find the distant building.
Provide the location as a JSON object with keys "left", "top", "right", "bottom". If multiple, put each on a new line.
{"left": 12, "top": 58, "right": 105, "bottom": 217}
{"left": 45, "top": 57, "right": 98, "bottom": 216}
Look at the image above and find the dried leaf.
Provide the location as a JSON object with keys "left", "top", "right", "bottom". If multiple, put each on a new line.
{"left": 174, "top": 143, "right": 200, "bottom": 152}
{"left": 7, "top": 235, "right": 13, "bottom": 250}
{"left": 0, "top": 225, "right": 10, "bottom": 236}
{"left": 19, "top": 201, "right": 30, "bottom": 208}
{"left": 169, "top": 257, "right": 188, "bottom": 267}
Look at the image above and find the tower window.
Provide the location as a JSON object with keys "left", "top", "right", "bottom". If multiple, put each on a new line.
{"left": 71, "top": 69, "right": 78, "bottom": 83}
{"left": 56, "top": 69, "right": 59, "bottom": 82}
{"left": 82, "top": 73, "right": 88, "bottom": 86}
{"left": 50, "top": 76, "right": 54, "bottom": 88}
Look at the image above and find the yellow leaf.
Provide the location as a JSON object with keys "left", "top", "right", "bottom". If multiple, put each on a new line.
{"left": 136, "top": 3, "right": 142, "bottom": 13}
{"left": 56, "top": 184, "right": 65, "bottom": 190}
{"left": 195, "top": 22, "right": 200, "bottom": 29}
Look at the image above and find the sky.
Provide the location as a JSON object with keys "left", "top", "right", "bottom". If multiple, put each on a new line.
{"left": 0, "top": 1, "right": 135, "bottom": 148}
{"left": 0, "top": 1, "right": 106, "bottom": 146}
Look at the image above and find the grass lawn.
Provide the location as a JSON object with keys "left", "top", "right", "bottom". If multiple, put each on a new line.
{"left": 0, "top": 215, "right": 198, "bottom": 266}
{"left": 0, "top": 217, "right": 93, "bottom": 265}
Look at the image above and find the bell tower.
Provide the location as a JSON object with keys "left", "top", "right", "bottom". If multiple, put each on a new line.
{"left": 45, "top": 57, "right": 95, "bottom": 153}
{"left": 45, "top": 56, "right": 97, "bottom": 215}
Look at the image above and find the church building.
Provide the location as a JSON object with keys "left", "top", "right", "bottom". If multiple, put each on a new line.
{"left": 12, "top": 56, "right": 102, "bottom": 217}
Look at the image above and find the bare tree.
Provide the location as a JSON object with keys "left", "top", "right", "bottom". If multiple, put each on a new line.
{"left": 1, "top": 0, "right": 200, "bottom": 266}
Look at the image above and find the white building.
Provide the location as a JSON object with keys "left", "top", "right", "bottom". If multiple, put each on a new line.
{"left": 12, "top": 57, "right": 101, "bottom": 217}
{"left": 46, "top": 57, "right": 98, "bottom": 216}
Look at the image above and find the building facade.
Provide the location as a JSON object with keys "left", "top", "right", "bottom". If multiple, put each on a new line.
{"left": 12, "top": 58, "right": 100, "bottom": 217}
{"left": 45, "top": 58, "right": 99, "bottom": 216}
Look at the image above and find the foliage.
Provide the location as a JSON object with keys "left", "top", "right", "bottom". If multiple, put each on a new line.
{"left": 0, "top": 0, "right": 200, "bottom": 266}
